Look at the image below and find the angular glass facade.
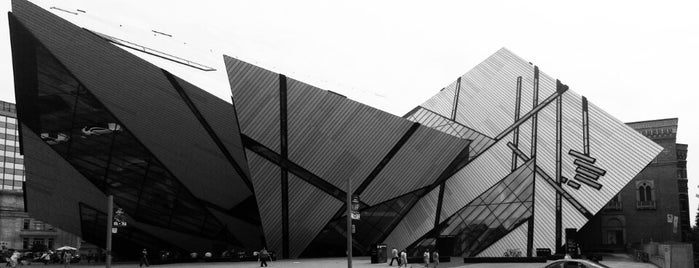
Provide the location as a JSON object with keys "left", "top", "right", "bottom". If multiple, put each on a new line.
{"left": 409, "top": 159, "right": 535, "bottom": 257}
{"left": 9, "top": 0, "right": 662, "bottom": 259}
{"left": 17, "top": 21, "right": 240, "bottom": 251}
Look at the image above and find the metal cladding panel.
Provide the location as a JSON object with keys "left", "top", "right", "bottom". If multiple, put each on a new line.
{"left": 207, "top": 208, "right": 263, "bottom": 251}
{"left": 560, "top": 92, "right": 662, "bottom": 214}
{"left": 21, "top": 124, "right": 107, "bottom": 236}
{"left": 421, "top": 48, "right": 559, "bottom": 138}
{"left": 382, "top": 187, "right": 439, "bottom": 251}
{"left": 532, "top": 174, "right": 556, "bottom": 254}
{"left": 10, "top": 0, "right": 248, "bottom": 208}
{"left": 361, "top": 127, "right": 470, "bottom": 205}
{"left": 224, "top": 55, "right": 281, "bottom": 153}
{"left": 285, "top": 77, "right": 412, "bottom": 192}
{"left": 418, "top": 48, "right": 661, "bottom": 253}
{"left": 175, "top": 75, "right": 252, "bottom": 186}
{"left": 561, "top": 195, "right": 588, "bottom": 246}
{"left": 476, "top": 221, "right": 528, "bottom": 257}
{"left": 288, "top": 174, "right": 343, "bottom": 258}
{"left": 406, "top": 107, "right": 495, "bottom": 158}
{"left": 246, "top": 149, "right": 282, "bottom": 254}
{"left": 440, "top": 132, "right": 515, "bottom": 223}
{"left": 420, "top": 81, "right": 456, "bottom": 118}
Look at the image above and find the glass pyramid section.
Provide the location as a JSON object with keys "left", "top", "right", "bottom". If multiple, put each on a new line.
{"left": 409, "top": 158, "right": 535, "bottom": 257}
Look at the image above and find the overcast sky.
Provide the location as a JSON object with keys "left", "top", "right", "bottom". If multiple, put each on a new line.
{"left": 1, "top": 0, "right": 698, "bottom": 225}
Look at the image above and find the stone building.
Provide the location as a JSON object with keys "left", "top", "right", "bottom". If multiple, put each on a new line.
{"left": 578, "top": 118, "right": 690, "bottom": 251}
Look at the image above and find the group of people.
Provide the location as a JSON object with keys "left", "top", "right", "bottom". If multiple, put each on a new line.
{"left": 389, "top": 248, "right": 440, "bottom": 268}
{"left": 3, "top": 250, "right": 76, "bottom": 267}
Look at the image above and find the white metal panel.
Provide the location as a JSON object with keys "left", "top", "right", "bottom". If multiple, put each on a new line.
{"left": 440, "top": 133, "right": 515, "bottom": 223}
{"left": 532, "top": 174, "right": 556, "bottom": 255}
{"left": 476, "top": 222, "right": 528, "bottom": 257}
{"left": 381, "top": 187, "right": 439, "bottom": 251}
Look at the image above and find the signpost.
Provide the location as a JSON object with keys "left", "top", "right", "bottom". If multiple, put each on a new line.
{"left": 106, "top": 195, "right": 113, "bottom": 268}
{"left": 106, "top": 197, "right": 127, "bottom": 268}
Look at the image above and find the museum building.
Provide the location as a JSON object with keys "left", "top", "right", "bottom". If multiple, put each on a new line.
{"left": 8, "top": 0, "right": 662, "bottom": 259}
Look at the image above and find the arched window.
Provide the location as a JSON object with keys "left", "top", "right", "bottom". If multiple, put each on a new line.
{"left": 635, "top": 180, "right": 656, "bottom": 210}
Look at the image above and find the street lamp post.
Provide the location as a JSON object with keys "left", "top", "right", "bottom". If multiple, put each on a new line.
{"left": 106, "top": 195, "right": 113, "bottom": 268}
{"left": 346, "top": 178, "right": 352, "bottom": 268}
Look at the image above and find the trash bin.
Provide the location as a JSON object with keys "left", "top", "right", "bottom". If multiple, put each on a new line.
{"left": 536, "top": 248, "right": 551, "bottom": 257}
{"left": 371, "top": 244, "right": 387, "bottom": 263}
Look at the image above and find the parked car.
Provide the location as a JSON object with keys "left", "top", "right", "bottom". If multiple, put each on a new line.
{"left": 544, "top": 258, "right": 611, "bottom": 268}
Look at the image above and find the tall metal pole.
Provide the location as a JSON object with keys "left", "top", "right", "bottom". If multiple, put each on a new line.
{"left": 346, "top": 178, "right": 352, "bottom": 268}
{"left": 106, "top": 195, "right": 113, "bottom": 268}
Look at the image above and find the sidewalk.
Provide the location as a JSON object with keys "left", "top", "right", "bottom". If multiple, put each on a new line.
{"left": 23, "top": 255, "right": 656, "bottom": 268}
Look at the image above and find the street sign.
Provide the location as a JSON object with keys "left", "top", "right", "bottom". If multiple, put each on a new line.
{"left": 113, "top": 207, "right": 127, "bottom": 227}
{"left": 351, "top": 195, "right": 360, "bottom": 220}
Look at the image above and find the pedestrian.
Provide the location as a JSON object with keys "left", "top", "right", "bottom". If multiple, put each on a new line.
{"left": 258, "top": 247, "right": 269, "bottom": 267}
{"left": 422, "top": 249, "right": 430, "bottom": 268}
{"left": 87, "top": 250, "right": 93, "bottom": 263}
{"left": 63, "top": 251, "right": 72, "bottom": 268}
{"left": 42, "top": 251, "right": 51, "bottom": 265}
{"left": 9, "top": 251, "right": 20, "bottom": 268}
{"left": 139, "top": 248, "right": 150, "bottom": 267}
{"left": 400, "top": 249, "right": 408, "bottom": 268}
{"left": 389, "top": 247, "right": 399, "bottom": 266}
{"left": 432, "top": 250, "right": 439, "bottom": 268}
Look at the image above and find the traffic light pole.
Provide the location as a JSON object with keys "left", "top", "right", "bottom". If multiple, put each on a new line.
{"left": 346, "top": 178, "right": 352, "bottom": 268}
{"left": 106, "top": 195, "right": 113, "bottom": 268}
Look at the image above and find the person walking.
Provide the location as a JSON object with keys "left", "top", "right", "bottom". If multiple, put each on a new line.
{"left": 139, "top": 248, "right": 150, "bottom": 267}
{"left": 258, "top": 247, "right": 269, "bottom": 267}
{"left": 422, "top": 249, "right": 430, "bottom": 268}
{"left": 63, "top": 251, "right": 72, "bottom": 268}
{"left": 400, "top": 249, "right": 408, "bottom": 268}
{"left": 41, "top": 251, "right": 51, "bottom": 265}
{"left": 432, "top": 250, "right": 440, "bottom": 268}
{"left": 9, "top": 251, "right": 20, "bottom": 268}
{"left": 389, "top": 247, "right": 399, "bottom": 266}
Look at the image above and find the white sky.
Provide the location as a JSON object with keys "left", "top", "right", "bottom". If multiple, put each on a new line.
{"left": 1, "top": 0, "right": 698, "bottom": 225}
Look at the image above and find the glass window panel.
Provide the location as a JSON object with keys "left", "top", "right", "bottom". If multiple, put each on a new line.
{"left": 510, "top": 177, "right": 532, "bottom": 199}
{"left": 507, "top": 169, "right": 532, "bottom": 189}
{"left": 495, "top": 202, "right": 525, "bottom": 225}
{"left": 444, "top": 217, "right": 468, "bottom": 236}
{"left": 516, "top": 183, "right": 534, "bottom": 202}
{"left": 481, "top": 183, "right": 508, "bottom": 204}
{"left": 501, "top": 204, "right": 531, "bottom": 230}
{"left": 462, "top": 205, "right": 487, "bottom": 223}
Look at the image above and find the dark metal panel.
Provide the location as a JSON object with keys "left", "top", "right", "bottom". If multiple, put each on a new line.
{"left": 284, "top": 77, "right": 412, "bottom": 193}
{"left": 224, "top": 56, "right": 281, "bottom": 153}
{"left": 246, "top": 149, "right": 283, "bottom": 253}
{"left": 288, "top": 174, "right": 343, "bottom": 258}
{"left": 10, "top": 0, "right": 248, "bottom": 209}
{"left": 173, "top": 75, "right": 252, "bottom": 191}
{"left": 207, "top": 208, "right": 263, "bottom": 251}
{"left": 20, "top": 124, "right": 107, "bottom": 236}
{"left": 361, "top": 126, "right": 471, "bottom": 205}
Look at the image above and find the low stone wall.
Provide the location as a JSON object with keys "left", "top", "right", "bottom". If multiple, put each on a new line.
{"left": 638, "top": 242, "right": 693, "bottom": 268}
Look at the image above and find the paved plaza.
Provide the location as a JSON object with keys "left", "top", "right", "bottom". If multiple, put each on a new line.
{"left": 23, "top": 255, "right": 656, "bottom": 268}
